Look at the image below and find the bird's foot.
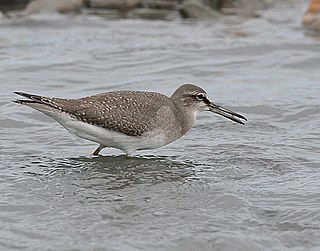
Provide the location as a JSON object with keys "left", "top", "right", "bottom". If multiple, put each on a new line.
{"left": 92, "top": 145, "right": 105, "bottom": 156}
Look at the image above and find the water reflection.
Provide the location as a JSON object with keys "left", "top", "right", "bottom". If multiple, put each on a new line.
{"left": 19, "top": 155, "right": 195, "bottom": 193}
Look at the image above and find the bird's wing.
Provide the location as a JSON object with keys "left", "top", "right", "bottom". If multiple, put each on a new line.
{"left": 14, "top": 91, "right": 172, "bottom": 137}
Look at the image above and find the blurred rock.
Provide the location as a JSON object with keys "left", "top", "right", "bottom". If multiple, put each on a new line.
{"left": 3, "top": 0, "right": 277, "bottom": 20}
{"left": 87, "top": 0, "right": 141, "bottom": 10}
{"left": 220, "top": 0, "right": 274, "bottom": 17}
{"left": 180, "top": 0, "right": 221, "bottom": 19}
{"left": 0, "top": 8, "right": 11, "bottom": 18}
{"left": 303, "top": 0, "right": 320, "bottom": 31}
{"left": 24, "top": 0, "right": 83, "bottom": 14}
{"left": 141, "top": 0, "right": 178, "bottom": 10}
{"left": 127, "top": 8, "right": 176, "bottom": 19}
{"left": 203, "top": 0, "right": 223, "bottom": 9}
{"left": 0, "top": 0, "right": 30, "bottom": 11}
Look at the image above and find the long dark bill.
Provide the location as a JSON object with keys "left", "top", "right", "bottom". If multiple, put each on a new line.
{"left": 208, "top": 102, "right": 247, "bottom": 125}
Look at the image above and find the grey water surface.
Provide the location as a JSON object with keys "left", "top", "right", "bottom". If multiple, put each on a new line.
{"left": 1, "top": 1, "right": 320, "bottom": 250}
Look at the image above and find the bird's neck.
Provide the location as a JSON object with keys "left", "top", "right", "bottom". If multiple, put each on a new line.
{"left": 172, "top": 101, "right": 197, "bottom": 135}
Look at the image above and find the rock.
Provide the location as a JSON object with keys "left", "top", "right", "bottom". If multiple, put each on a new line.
{"left": 220, "top": 0, "right": 274, "bottom": 17}
{"left": 87, "top": 0, "right": 141, "bottom": 10}
{"left": 0, "top": 9, "right": 11, "bottom": 18}
{"left": 127, "top": 8, "right": 176, "bottom": 19}
{"left": 203, "top": 0, "right": 223, "bottom": 9}
{"left": 24, "top": 0, "right": 83, "bottom": 14}
{"left": 180, "top": 0, "right": 221, "bottom": 19}
{"left": 303, "top": 0, "right": 320, "bottom": 30}
{"left": 0, "top": 0, "right": 30, "bottom": 11}
{"left": 140, "top": 0, "right": 178, "bottom": 10}
{"left": 57, "top": 0, "right": 84, "bottom": 13}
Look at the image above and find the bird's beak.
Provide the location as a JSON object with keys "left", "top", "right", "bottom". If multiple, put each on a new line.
{"left": 208, "top": 102, "right": 247, "bottom": 125}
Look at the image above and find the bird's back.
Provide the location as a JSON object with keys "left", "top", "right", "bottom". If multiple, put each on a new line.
{"left": 18, "top": 90, "right": 184, "bottom": 138}
{"left": 67, "top": 91, "right": 178, "bottom": 137}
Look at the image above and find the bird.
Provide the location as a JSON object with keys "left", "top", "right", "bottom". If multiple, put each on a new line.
{"left": 13, "top": 84, "right": 247, "bottom": 156}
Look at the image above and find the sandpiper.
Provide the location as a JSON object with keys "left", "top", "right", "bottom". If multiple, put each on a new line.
{"left": 13, "top": 84, "right": 247, "bottom": 155}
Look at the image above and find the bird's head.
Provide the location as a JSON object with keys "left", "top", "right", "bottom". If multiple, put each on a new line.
{"left": 171, "top": 84, "right": 247, "bottom": 125}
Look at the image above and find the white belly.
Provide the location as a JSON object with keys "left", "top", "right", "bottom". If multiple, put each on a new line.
{"left": 49, "top": 112, "right": 167, "bottom": 155}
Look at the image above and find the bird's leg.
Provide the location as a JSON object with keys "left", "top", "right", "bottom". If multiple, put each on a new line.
{"left": 125, "top": 150, "right": 133, "bottom": 158}
{"left": 92, "top": 145, "right": 104, "bottom": 156}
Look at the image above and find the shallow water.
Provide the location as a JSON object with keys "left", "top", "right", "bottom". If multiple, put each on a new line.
{"left": 1, "top": 1, "right": 320, "bottom": 250}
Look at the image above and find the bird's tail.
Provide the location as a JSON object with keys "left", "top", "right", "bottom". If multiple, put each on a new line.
{"left": 13, "top": 91, "right": 50, "bottom": 104}
{"left": 13, "top": 92, "right": 59, "bottom": 115}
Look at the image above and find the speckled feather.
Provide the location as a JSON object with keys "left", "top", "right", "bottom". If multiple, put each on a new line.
{"left": 13, "top": 84, "right": 247, "bottom": 155}
{"left": 17, "top": 91, "right": 183, "bottom": 137}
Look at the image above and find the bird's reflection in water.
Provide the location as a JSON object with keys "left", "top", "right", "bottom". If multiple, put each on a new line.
{"left": 19, "top": 154, "right": 195, "bottom": 202}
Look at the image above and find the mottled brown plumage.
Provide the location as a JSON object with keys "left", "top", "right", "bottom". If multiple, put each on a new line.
{"left": 13, "top": 84, "right": 247, "bottom": 155}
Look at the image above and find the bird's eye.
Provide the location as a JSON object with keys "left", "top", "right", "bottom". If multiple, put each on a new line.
{"left": 196, "top": 93, "right": 205, "bottom": 101}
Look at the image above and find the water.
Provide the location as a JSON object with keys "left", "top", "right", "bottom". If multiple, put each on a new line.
{"left": 1, "top": 1, "right": 320, "bottom": 250}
